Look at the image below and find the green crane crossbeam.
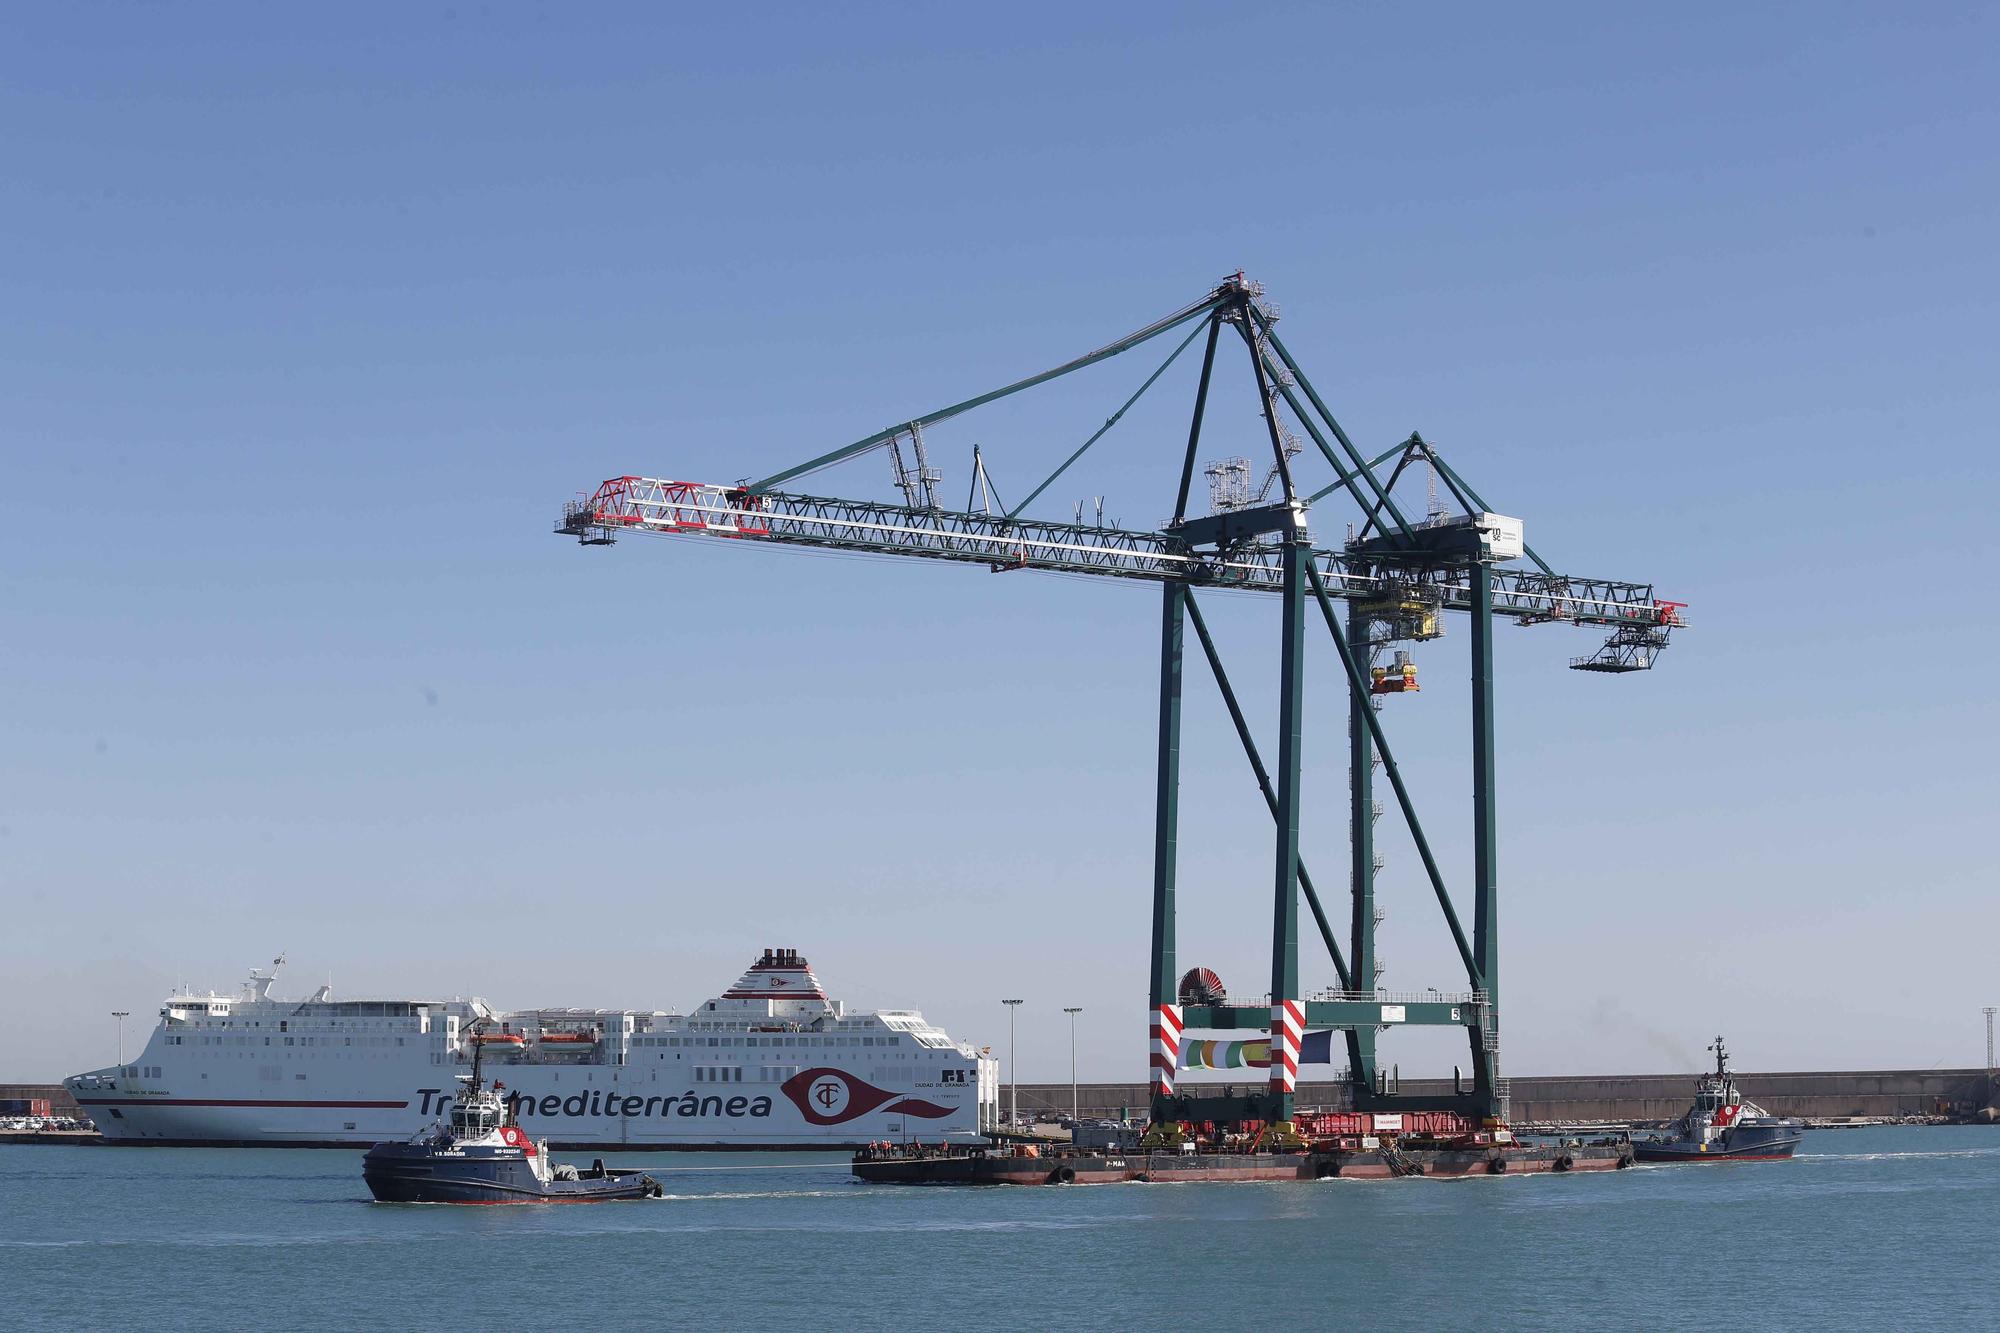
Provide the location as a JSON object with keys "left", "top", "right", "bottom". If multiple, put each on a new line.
{"left": 557, "top": 482, "right": 1676, "bottom": 631}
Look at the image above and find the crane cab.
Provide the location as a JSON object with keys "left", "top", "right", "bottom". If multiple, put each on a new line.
{"left": 1370, "top": 651, "right": 1419, "bottom": 695}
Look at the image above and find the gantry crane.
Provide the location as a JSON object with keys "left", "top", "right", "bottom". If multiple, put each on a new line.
{"left": 556, "top": 273, "right": 1684, "bottom": 1130}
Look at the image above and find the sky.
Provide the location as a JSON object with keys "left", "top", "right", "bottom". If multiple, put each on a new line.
{"left": 4, "top": 3, "right": 1996, "bottom": 1084}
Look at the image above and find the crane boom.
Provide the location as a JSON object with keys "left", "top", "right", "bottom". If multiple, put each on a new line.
{"left": 557, "top": 477, "right": 1684, "bottom": 632}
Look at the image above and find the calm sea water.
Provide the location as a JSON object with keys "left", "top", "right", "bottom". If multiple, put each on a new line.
{"left": 3, "top": 1126, "right": 1996, "bottom": 1331}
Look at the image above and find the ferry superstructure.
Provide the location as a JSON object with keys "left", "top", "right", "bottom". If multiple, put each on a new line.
{"left": 66, "top": 949, "right": 999, "bottom": 1148}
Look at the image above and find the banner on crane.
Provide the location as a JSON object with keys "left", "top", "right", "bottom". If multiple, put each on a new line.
{"left": 1179, "top": 1030, "right": 1336, "bottom": 1070}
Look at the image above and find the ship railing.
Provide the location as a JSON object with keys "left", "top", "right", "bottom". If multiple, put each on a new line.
{"left": 1307, "top": 989, "right": 1488, "bottom": 1007}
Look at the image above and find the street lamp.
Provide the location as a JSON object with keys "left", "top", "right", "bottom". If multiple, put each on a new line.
{"left": 1064, "top": 1007, "right": 1082, "bottom": 1123}
{"left": 1002, "top": 999, "right": 1023, "bottom": 1128}
{"left": 111, "top": 1011, "right": 130, "bottom": 1067}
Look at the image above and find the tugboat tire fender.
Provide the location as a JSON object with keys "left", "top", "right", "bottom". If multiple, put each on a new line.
{"left": 1616, "top": 1153, "right": 1635, "bottom": 1169}
{"left": 1053, "top": 1165, "right": 1076, "bottom": 1184}
{"left": 1487, "top": 1156, "right": 1506, "bottom": 1173}
{"left": 1553, "top": 1153, "right": 1575, "bottom": 1172}
{"left": 1314, "top": 1160, "right": 1339, "bottom": 1179}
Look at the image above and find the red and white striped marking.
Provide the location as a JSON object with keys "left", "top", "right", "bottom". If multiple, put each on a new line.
{"left": 1269, "top": 999, "right": 1303, "bottom": 1094}
{"left": 1150, "top": 1004, "right": 1184, "bottom": 1095}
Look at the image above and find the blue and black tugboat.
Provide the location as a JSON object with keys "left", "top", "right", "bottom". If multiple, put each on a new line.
{"left": 1634, "top": 1037, "right": 1803, "bottom": 1163}
{"left": 364, "top": 1027, "right": 662, "bottom": 1204}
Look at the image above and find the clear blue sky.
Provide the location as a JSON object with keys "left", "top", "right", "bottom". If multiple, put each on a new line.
{"left": 5, "top": 4, "right": 1995, "bottom": 1083}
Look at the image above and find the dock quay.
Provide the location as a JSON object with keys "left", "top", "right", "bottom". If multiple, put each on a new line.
{"left": 0, "top": 1128, "right": 100, "bottom": 1146}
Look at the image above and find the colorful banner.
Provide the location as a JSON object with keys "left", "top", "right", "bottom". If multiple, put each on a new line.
{"left": 1179, "top": 1030, "right": 1335, "bottom": 1069}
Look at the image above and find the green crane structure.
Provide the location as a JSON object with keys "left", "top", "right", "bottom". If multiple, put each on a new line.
{"left": 557, "top": 273, "right": 1684, "bottom": 1130}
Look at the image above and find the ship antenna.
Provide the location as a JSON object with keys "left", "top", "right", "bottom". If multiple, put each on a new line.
{"left": 467, "top": 1018, "right": 487, "bottom": 1094}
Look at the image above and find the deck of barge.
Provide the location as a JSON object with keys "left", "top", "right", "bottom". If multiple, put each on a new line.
{"left": 853, "top": 1140, "right": 1634, "bottom": 1185}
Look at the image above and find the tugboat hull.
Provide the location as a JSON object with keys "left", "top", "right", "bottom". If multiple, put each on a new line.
{"left": 363, "top": 1143, "right": 660, "bottom": 1204}
{"left": 1633, "top": 1124, "right": 1802, "bottom": 1163}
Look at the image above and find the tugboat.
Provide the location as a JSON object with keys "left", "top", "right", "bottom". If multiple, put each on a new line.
{"left": 363, "top": 1026, "right": 662, "bottom": 1203}
{"left": 1633, "top": 1037, "right": 1804, "bottom": 1163}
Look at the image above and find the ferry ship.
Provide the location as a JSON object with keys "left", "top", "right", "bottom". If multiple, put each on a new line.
{"left": 66, "top": 949, "right": 999, "bottom": 1149}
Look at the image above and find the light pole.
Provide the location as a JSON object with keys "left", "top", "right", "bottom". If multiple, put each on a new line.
{"left": 1064, "top": 1007, "right": 1082, "bottom": 1123}
{"left": 112, "top": 1011, "right": 130, "bottom": 1067}
{"left": 1002, "top": 999, "right": 1023, "bottom": 1128}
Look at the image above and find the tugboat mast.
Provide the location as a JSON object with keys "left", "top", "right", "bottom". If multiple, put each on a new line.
{"left": 466, "top": 1018, "right": 488, "bottom": 1095}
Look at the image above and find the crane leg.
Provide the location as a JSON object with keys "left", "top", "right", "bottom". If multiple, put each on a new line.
{"left": 1470, "top": 562, "right": 1503, "bottom": 1121}
{"left": 1148, "top": 584, "right": 1184, "bottom": 1123}
{"left": 1268, "top": 543, "right": 1307, "bottom": 1123}
{"left": 1348, "top": 599, "right": 1379, "bottom": 1103}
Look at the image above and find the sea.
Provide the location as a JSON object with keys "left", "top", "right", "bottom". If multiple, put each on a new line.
{"left": 3, "top": 1126, "right": 1995, "bottom": 1331}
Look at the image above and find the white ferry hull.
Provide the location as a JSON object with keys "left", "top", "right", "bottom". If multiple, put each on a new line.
{"left": 73, "top": 1068, "right": 983, "bottom": 1149}
{"left": 68, "top": 950, "right": 999, "bottom": 1149}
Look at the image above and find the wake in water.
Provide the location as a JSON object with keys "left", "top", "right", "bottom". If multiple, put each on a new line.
{"left": 1802, "top": 1146, "right": 2000, "bottom": 1163}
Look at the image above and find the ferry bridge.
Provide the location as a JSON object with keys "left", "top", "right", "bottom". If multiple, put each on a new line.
{"left": 555, "top": 273, "right": 1683, "bottom": 1132}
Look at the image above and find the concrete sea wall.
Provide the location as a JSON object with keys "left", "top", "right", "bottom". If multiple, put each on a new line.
{"left": 1005, "top": 1068, "right": 1998, "bottom": 1123}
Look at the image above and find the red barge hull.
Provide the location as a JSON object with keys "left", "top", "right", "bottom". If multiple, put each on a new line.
{"left": 853, "top": 1142, "right": 1634, "bottom": 1185}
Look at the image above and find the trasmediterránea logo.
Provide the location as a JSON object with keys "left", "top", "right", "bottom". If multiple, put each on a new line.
{"left": 416, "top": 1087, "right": 774, "bottom": 1120}
{"left": 779, "top": 1067, "right": 954, "bottom": 1126}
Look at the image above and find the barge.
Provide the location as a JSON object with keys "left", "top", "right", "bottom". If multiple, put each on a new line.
{"left": 855, "top": 1139, "right": 1634, "bottom": 1184}
{"left": 855, "top": 1108, "right": 1635, "bottom": 1185}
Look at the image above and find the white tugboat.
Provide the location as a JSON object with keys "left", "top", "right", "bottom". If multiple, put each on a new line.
{"left": 1634, "top": 1037, "right": 1804, "bottom": 1163}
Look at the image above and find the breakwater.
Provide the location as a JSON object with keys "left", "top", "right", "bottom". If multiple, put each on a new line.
{"left": 1002, "top": 1068, "right": 1998, "bottom": 1124}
